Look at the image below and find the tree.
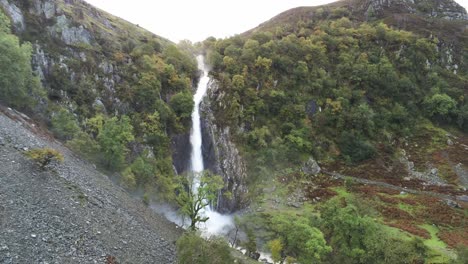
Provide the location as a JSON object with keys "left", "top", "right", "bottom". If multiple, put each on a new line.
{"left": 339, "top": 131, "right": 375, "bottom": 163}
{"left": 67, "top": 131, "right": 100, "bottom": 158}
{"left": 169, "top": 92, "right": 194, "bottom": 120}
{"left": 176, "top": 171, "right": 224, "bottom": 230}
{"left": 51, "top": 108, "right": 80, "bottom": 140}
{"left": 176, "top": 231, "right": 233, "bottom": 264}
{"left": 0, "top": 10, "right": 11, "bottom": 33}
{"left": 270, "top": 213, "right": 331, "bottom": 263}
{"left": 131, "top": 71, "right": 161, "bottom": 112}
{"left": 138, "top": 112, "right": 168, "bottom": 157}
{"left": 424, "top": 93, "right": 457, "bottom": 119}
{"left": 268, "top": 239, "right": 284, "bottom": 264}
{"left": 97, "top": 116, "right": 134, "bottom": 170}
{"left": 0, "top": 15, "right": 43, "bottom": 108}
{"left": 320, "top": 198, "right": 427, "bottom": 264}
{"left": 244, "top": 228, "right": 258, "bottom": 259}
{"left": 457, "top": 104, "right": 468, "bottom": 132}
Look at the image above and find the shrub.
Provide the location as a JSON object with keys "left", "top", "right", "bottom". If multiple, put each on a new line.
{"left": 339, "top": 132, "right": 376, "bottom": 163}
{"left": 51, "top": 108, "right": 80, "bottom": 140}
{"left": 25, "top": 148, "right": 64, "bottom": 169}
{"left": 176, "top": 231, "right": 233, "bottom": 264}
{"left": 169, "top": 92, "right": 194, "bottom": 120}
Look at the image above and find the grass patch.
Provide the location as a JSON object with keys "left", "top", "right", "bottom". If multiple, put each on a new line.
{"left": 421, "top": 224, "right": 456, "bottom": 263}
{"left": 398, "top": 202, "right": 417, "bottom": 214}
{"left": 382, "top": 224, "right": 414, "bottom": 241}
{"left": 332, "top": 186, "right": 352, "bottom": 198}
{"left": 422, "top": 224, "right": 447, "bottom": 248}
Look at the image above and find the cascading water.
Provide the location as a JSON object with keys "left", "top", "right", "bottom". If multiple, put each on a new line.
{"left": 156, "top": 55, "right": 272, "bottom": 262}
{"left": 189, "top": 55, "right": 233, "bottom": 236}
{"left": 190, "top": 55, "right": 209, "bottom": 175}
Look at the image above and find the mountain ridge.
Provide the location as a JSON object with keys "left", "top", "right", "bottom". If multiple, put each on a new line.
{"left": 245, "top": 0, "right": 468, "bottom": 38}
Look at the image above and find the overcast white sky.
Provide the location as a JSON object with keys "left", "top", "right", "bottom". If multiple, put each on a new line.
{"left": 84, "top": 0, "right": 468, "bottom": 43}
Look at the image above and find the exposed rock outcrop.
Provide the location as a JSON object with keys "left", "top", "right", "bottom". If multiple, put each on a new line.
{"left": 200, "top": 80, "right": 249, "bottom": 213}
{"left": 454, "top": 163, "right": 468, "bottom": 188}
{"left": 364, "top": 0, "right": 468, "bottom": 20}
{"left": 30, "top": 0, "right": 56, "bottom": 19}
{"left": 0, "top": 0, "right": 25, "bottom": 32}
{"left": 171, "top": 133, "right": 191, "bottom": 175}
{"left": 399, "top": 149, "right": 447, "bottom": 185}
{"left": 302, "top": 157, "right": 321, "bottom": 176}
{"left": 48, "top": 14, "right": 93, "bottom": 45}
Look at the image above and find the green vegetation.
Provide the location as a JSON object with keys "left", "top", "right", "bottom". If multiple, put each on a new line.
{"left": 25, "top": 148, "right": 64, "bottom": 169}
{"left": 0, "top": 9, "right": 44, "bottom": 109}
{"left": 0, "top": 2, "right": 198, "bottom": 203}
{"left": 200, "top": 10, "right": 467, "bottom": 263}
{"left": 51, "top": 107, "right": 80, "bottom": 140}
{"left": 97, "top": 115, "right": 135, "bottom": 170}
{"left": 203, "top": 13, "right": 467, "bottom": 182}
{"left": 176, "top": 231, "right": 234, "bottom": 264}
{"left": 321, "top": 198, "right": 427, "bottom": 263}
{"left": 237, "top": 196, "right": 429, "bottom": 264}
{"left": 269, "top": 212, "right": 331, "bottom": 263}
{"left": 1, "top": 1, "right": 467, "bottom": 263}
{"left": 176, "top": 171, "right": 224, "bottom": 230}
{"left": 422, "top": 224, "right": 447, "bottom": 249}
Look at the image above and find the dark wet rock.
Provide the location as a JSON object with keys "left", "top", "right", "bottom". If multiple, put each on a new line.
{"left": 200, "top": 81, "right": 249, "bottom": 213}
{"left": 171, "top": 133, "right": 191, "bottom": 175}
{"left": 306, "top": 100, "right": 318, "bottom": 117}
{"left": 249, "top": 252, "right": 260, "bottom": 261}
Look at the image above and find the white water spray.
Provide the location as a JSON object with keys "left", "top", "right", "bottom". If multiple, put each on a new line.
{"left": 189, "top": 55, "right": 233, "bottom": 236}
{"left": 190, "top": 55, "right": 209, "bottom": 174}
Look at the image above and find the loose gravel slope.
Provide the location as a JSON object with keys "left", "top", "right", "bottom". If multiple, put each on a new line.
{"left": 0, "top": 108, "right": 181, "bottom": 264}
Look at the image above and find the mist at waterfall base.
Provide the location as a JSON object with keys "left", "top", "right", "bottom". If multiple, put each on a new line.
{"left": 152, "top": 55, "right": 234, "bottom": 237}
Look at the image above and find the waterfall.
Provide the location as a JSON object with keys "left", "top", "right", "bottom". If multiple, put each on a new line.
{"left": 189, "top": 55, "right": 233, "bottom": 236}
{"left": 190, "top": 55, "right": 209, "bottom": 175}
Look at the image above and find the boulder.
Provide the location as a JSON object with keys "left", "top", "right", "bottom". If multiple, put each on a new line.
{"left": 302, "top": 157, "right": 321, "bottom": 176}
{"left": 446, "top": 199, "right": 461, "bottom": 208}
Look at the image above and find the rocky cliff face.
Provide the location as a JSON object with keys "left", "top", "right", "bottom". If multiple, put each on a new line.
{"left": 0, "top": 0, "right": 199, "bottom": 183}
{"left": 171, "top": 133, "right": 191, "bottom": 175}
{"left": 200, "top": 80, "right": 249, "bottom": 213}
{"left": 364, "top": 0, "right": 468, "bottom": 20}
{"left": 0, "top": 0, "right": 173, "bottom": 116}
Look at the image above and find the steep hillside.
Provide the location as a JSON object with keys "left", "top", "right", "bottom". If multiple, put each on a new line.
{"left": 0, "top": 0, "right": 198, "bottom": 201}
{"left": 0, "top": 107, "right": 181, "bottom": 263}
{"left": 199, "top": 0, "right": 468, "bottom": 262}
{"left": 202, "top": 0, "right": 468, "bottom": 196}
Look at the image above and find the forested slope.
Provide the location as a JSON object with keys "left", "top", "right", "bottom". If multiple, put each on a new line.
{"left": 203, "top": 0, "right": 468, "bottom": 185}
{"left": 199, "top": 0, "right": 468, "bottom": 262}
{"left": 0, "top": 0, "right": 198, "bottom": 201}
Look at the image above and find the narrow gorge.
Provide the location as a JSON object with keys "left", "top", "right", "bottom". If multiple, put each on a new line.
{"left": 186, "top": 55, "right": 237, "bottom": 235}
